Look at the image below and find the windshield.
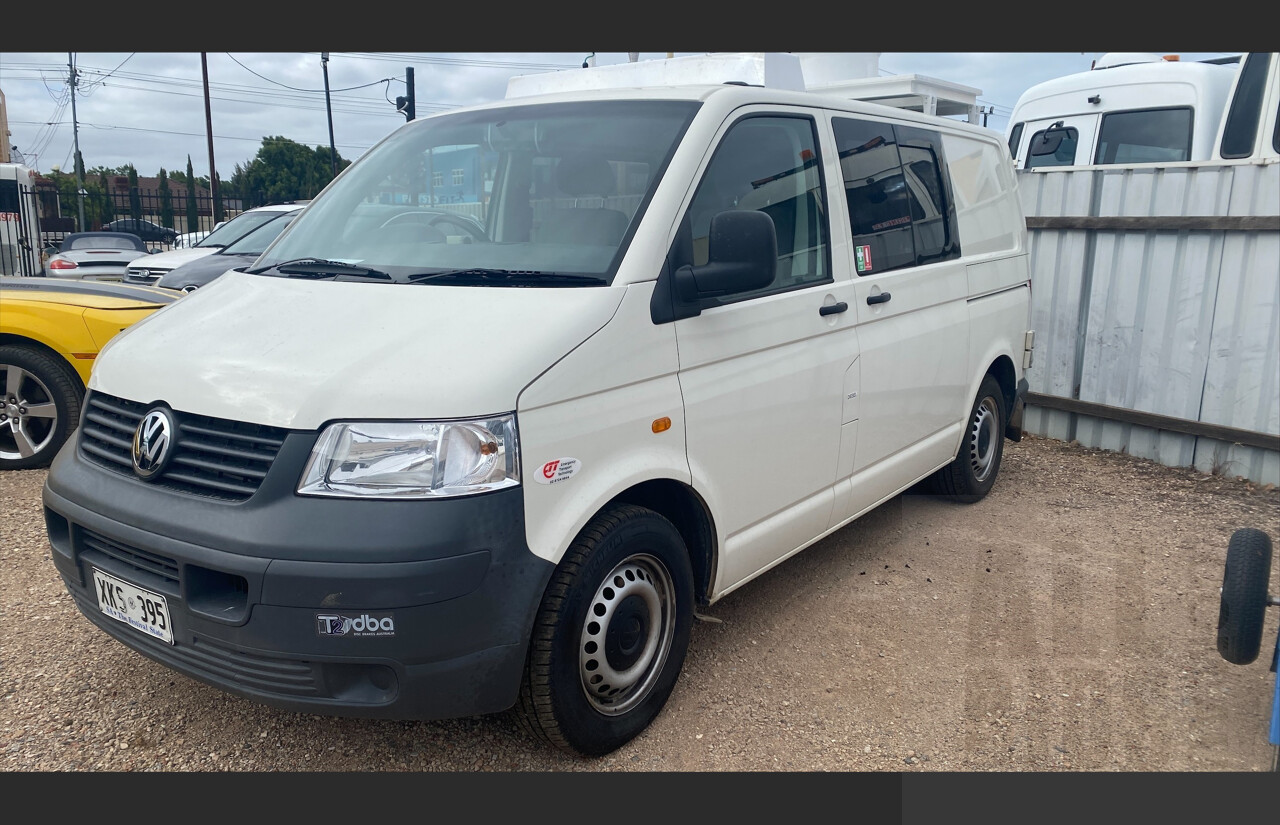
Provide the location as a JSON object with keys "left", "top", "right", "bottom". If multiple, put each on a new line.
{"left": 197, "top": 208, "right": 296, "bottom": 248}
{"left": 222, "top": 211, "right": 299, "bottom": 255}
{"left": 254, "top": 100, "right": 699, "bottom": 286}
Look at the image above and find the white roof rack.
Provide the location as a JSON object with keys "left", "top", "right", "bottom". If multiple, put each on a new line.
{"left": 504, "top": 52, "right": 984, "bottom": 123}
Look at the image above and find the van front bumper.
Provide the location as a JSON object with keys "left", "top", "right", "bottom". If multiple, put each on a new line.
{"left": 42, "top": 435, "right": 554, "bottom": 721}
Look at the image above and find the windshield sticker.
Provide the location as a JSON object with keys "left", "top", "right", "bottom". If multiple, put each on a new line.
{"left": 855, "top": 245, "right": 873, "bottom": 273}
{"left": 535, "top": 457, "right": 581, "bottom": 485}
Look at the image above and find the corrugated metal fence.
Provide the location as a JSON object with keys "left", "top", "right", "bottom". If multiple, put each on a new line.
{"left": 1018, "top": 159, "right": 1280, "bottom": 485}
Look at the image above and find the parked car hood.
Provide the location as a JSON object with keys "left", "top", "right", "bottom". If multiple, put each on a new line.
{"left": 156, "top": 252, "right": 255, "bottom": 289}
{"left": 90, "top": 269, "right": 626, "bottom": 429}
{"left": 0, "top": 277, "right": 180, "bottom": 310}
{"left": 126, "top": 246, "right": 218, "bottom": 272}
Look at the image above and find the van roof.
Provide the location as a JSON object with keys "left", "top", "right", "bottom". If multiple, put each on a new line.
{"left": 440, "top": 80, "right": 999, "bottom": 143}
{"left": 1009, "top": 56, "right": 1242, "bottom": 122}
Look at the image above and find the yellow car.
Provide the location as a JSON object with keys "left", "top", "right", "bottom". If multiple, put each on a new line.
{"left": 0, "top": 277, "right": 182, "bottom": 470}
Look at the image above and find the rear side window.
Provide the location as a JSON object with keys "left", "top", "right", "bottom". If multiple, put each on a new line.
{"left": 1025, "top": 126, "right": 1079, "bottom": 168}
{"left": 1094, "top": 107, "right": 1193, "bottom": 164}
{"left": 1007, "top": 123, "right": 1025, "bottom": 160}
{"left": 1220, "top": 52, "right": 1273, "bottom": 159}
{"left": 832, "top": 117, "right": 961, "bottom": 275}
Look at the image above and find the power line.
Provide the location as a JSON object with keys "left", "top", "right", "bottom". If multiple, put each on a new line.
{"left": 331, "top": 52, "right": 580, "bottom": 71}
{"left": 3, "top": 64, "right": 459, "bottom": 114}
{"left": 12, "top": 119, "right": 374, "bottom": 151}
{"left": 224, "top": 53, "right": 398, "bottom": 93}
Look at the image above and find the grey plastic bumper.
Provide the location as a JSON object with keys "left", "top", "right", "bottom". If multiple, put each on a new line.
{"left": 42, "top": 434, "right": 554, "bottom": 720}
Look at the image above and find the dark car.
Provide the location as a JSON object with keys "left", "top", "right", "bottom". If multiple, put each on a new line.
{"left": 156, "top": 208, "right": 302, "bottom": 292}
{"left": 102, "top": 218, "right": 178, "bottom": 245}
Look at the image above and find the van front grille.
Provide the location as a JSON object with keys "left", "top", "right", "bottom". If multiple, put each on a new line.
{"left": 78, "top": 391, "right": 288, "bottom": 502}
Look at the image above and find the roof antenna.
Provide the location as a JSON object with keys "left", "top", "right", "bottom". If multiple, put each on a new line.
{"left": 582, "top": 52, "right": 596, "bottom": 69}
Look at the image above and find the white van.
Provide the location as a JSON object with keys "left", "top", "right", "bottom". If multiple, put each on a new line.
{"left": 42, "top": 71, "right": 1034, "bottom": 757}
{"left": 1006, "top": 52, "right": 1245, "bottom": 170}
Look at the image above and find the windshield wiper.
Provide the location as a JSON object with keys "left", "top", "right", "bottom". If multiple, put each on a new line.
{"left": 405, "top": 268, "right": 606, "bottom": 286}
{"left": 250, "top": 258, "right": 393, "bottom": 281}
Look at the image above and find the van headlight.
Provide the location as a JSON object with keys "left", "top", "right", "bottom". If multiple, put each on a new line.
{"left": 298, "top": 416, "right": 520, "bottom": 499}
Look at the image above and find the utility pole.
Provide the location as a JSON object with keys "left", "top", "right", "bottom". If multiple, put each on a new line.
{"left": 67, "top": 53, "right": 86, "bottom": 231}
{"left": 395, "top": 67, "right": 415, "bottom": 121}
{"left": 322, "top": 52, "right": 337, "bottom": 177}
{"left": 201, "top": 54, "right": 221, "bottom": 223}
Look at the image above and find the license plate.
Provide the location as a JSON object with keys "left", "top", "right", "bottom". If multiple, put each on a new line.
{"left": 92, "top": 568, "right": 174, "bottom": 644}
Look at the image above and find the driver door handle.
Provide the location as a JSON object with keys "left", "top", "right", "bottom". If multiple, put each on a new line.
{"left": 819, "top": 302, "right": 848, "bottom": 316}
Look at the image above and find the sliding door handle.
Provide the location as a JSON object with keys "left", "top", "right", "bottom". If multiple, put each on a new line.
{"left": 867, "top": 292, "right": 892, "bottom": 305}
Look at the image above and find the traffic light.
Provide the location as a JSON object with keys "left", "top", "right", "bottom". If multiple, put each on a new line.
{"left": 395, "top": 67, "right": 415, "bottom": 121}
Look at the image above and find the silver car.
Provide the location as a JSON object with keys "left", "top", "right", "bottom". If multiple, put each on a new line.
{"left": 45, "top": 232, "right": 152, "bottom": 281}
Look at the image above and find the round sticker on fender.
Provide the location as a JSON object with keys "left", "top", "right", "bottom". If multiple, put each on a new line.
{"left": 535, "top": 457, "right": 581, "bottom": 485}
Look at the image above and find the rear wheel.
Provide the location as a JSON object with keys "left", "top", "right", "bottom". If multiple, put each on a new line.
{"left": 518, "top": 503, "right": 694, "bottom": 757}
{"left": 1217, "top": 528, "right": 1273, "bottom": 665}
{"left": 930, "top": 374, "right": 1007, "bottom": 502}
{"left": 0, "top": 345, "right": 84, "bottom": 470}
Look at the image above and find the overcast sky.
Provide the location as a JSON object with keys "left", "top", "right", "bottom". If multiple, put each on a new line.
{"left": 0, "top": 51, "right": 1244, "bottom": 180}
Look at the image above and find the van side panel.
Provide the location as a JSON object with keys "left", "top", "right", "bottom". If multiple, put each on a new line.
{"left": 517, "top": 282, "right": 690, "bottom": 564}
{"left": 942, "top": 134, "right": 1026, "bottom": 259}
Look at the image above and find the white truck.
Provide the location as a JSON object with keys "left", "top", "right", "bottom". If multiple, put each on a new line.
{"left": 1006, "top": 52, "right": 1280, "bottom": 485}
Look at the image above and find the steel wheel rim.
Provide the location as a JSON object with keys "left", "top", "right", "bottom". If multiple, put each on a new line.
{"left": 578, "top": 552, "right": 676, "bottom": 716}
{"left": 1, "top": 365, "right": 58, "bottom": 461}
{"left": 968, "top": 396, "right": 999, "bottom": 483}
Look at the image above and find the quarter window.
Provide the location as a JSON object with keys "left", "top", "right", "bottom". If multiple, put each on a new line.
{"left": 1007, "top": 123, "right": 1025, "bottom": 160}
{"left": 1220, "top": 53, "right": 1272, "bottom": 159}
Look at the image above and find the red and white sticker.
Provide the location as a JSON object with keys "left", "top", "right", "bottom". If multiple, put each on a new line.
{"left": 535, "top": 457, "right": 581, "bottom": 485}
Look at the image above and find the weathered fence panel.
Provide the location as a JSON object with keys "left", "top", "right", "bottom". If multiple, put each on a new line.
{"left": 1019, "top": 160, "right": 1280, "bottom": 485}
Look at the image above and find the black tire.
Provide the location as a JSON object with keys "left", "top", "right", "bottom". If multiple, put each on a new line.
{"left": 929, "top": 374, "right": 1007, "bottom": 502}
{"left": 1217, "top": 528, "right": 1273, "bottom": 665}
{"left": 0, "top": 345, "right": 84, "bottom": 471}
{"left": 518, "top": 503, "right": 694, "bottom": 757}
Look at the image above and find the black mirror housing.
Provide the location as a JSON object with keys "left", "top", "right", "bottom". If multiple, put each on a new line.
{"left": 675, "top": 210, "right": 776, "bottom": 301}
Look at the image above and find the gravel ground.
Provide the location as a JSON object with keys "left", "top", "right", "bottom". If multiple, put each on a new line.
{"left": 2, "top": 433, "right": 1278, "bottom": 772}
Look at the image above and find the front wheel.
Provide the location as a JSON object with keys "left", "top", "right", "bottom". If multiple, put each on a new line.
{"left": 517, "top": 503, "right": 694, "bottom": 757}
{"left": 0, "top": 345, "right": 85, "bottom": 471}
{"left": 929, "top": 374, "right": 1007, "bottom": 502}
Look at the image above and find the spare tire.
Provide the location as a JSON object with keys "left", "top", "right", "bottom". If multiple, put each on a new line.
{"left": 1217, "top": 528, "right": 1273, "bottom": 665}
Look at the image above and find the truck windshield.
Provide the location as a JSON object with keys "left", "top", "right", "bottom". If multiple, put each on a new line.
{"left": 254, "top": 99, "right": 700, "bottom": 286}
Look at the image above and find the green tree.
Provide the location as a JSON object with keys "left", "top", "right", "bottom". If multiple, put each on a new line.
{"left": 229, "top": 136, "right": 350, "bottom": 205}
{"left": 126, "top": 165, "right": 142, "bottom": 221}
{"left": 185, "top": 156, "right": 198, "bottom": 234}
{"left": 97, "top": 172, "right": 116, "bottom": 224}
{"left": 158, "top": 168, "right": 175, "bottom": 230}
{"left": 212, "top": 171, "right": 225, "bottom": 223}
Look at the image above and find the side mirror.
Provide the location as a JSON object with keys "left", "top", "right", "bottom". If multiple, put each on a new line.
{"left": 674, "top": 210, "right": 776, "bottom": 302}
{"left": 1030, "top": 132, "right": 1065, "bottom": 156}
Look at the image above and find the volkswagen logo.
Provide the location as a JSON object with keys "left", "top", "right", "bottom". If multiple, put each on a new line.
{"left": 132, "top": 408, "right": 174, "bottom": 479}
